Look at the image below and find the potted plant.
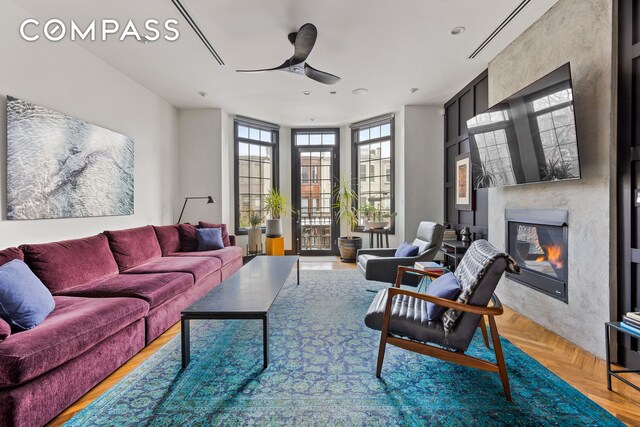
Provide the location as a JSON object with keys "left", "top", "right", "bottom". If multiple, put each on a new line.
{"left": 247, "top": 211, "right": 263, "bottom": 254}
{"left": 367, "top": 207, "right": 397, "bottom": 229}
{"left": 333, "top": 175, "right": 362, "bottom": 262}
{"left": 264, "top": 188, "right": 291, "bottom": 238}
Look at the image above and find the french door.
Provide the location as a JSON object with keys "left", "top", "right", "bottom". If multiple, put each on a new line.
{"left": 292, "top": 129, "right": 340, "bottom": 255}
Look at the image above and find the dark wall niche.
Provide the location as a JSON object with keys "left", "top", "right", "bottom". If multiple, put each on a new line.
{"left": 443, "top": 70, "right": 489, "bottom": 239}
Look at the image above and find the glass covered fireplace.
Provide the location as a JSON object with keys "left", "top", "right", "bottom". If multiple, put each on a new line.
{"left": 505, "top": 209, "right": 569, "bottom": 303}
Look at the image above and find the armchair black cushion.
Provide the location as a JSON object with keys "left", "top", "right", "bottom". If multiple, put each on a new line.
{"left": 357, "top": 221, "right": 444, "bottom": 284}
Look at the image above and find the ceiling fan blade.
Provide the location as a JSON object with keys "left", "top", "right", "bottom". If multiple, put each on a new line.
{"left": 291, "top": 23, "right": 318, "bottom": 64}
{"left": 236, "top": 59, "right": 291, "bottom": 73}
{"left": 304, "top": 63, "right": 341, "bottom": 85}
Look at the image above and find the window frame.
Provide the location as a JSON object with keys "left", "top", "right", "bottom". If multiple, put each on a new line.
{"left": 234, "top": 117, "right": 280, "bottom": 236}
{"left": 351, "top": 115, "right": 395, "bottom": 234}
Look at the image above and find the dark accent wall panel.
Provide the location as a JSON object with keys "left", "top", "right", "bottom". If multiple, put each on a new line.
{"left": 617, "top": 0, "right": 640, "bottom": 369}
{"left": 443, "top": 70, "right": 489, "bottom": 239}
{"left": 446, "top": 103, "right": 458, "bottom": 142}
{"left": 459, "top": 90, "right": 474, "bottom": 135}
{"left": 475, "top": 77, "right": 489, "bottom": 113}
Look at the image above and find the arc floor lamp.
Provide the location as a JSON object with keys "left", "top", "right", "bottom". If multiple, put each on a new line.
{"left": 177, "top": 196, "right": 216, "bottom": 224}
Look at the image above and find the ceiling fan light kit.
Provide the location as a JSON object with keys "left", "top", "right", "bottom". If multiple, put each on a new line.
{"left": 236, "top": 23, "right": 341, "bottom": 85}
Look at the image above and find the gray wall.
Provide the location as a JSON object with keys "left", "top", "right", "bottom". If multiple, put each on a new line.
{"left": 404, "top": 105, "right": 444, "bottom": 238}
{"left": 0, "top": 0, "right": 179, "bottom": 248}
{"left": 487, "top": 0, "right": 615, "bottom": 358}
{"left": 177, "top": 109, "right": 225, "bottom": 224}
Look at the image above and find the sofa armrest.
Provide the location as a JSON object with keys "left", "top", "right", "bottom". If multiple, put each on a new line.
{"left": 229, "top": 235, "right": 237, "bottom": 247}
{"left": 357, "top": 248, "right": 396, "bottom": 257}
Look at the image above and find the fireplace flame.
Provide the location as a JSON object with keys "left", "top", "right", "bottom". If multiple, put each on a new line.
{"left": 533, "top": 244, "right": 563, "bottom": 269}
{"left": 545, "top": 244, "right": 563, "bottom": 269}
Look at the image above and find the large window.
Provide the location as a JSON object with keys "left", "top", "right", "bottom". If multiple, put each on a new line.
{"left": 351, "top": 116, "right": 394, "bottom": 231}
{"left": 234, "top": 117, "right": 279, "bottom": 234}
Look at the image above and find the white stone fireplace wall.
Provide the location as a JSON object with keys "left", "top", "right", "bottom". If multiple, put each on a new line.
{"left": 487, "top": 0, "right": 615, "bottom": 358}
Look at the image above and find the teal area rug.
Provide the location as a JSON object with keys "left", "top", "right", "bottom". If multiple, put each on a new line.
{"left": 65, "top": 270, "right": 621, "bottom": 426}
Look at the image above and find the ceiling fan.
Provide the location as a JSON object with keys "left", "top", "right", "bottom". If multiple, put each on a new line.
{"left": 236, "top": 23, "right": 341, "bottom": 85}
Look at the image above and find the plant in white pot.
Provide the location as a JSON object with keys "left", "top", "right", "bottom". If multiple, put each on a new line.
{"left": 333, "top": 175, "right": 362, "bottom": 262}
{"left": 247, "top": 211, "right": 263, "bottom": 254}
{"left": 362, "top": 203, "right": 397, "bottom": 229}
{"left": 264, "top": 188, "right": 291, "bottom": 238}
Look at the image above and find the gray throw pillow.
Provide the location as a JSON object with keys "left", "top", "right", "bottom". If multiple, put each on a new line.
{"left": 412, "top": 238, "right": 430, "bottom": 253}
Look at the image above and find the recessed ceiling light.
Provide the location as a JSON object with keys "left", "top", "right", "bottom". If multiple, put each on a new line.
{"left": 198, "top": 91, "right": 208, "bottom": 98}
{"left": 303, "top": 91, "right": 311, "bottom": 96}
{"left": 409, "top": 88, "right": 419, "bottom": 94}
{"left": 450, "top": 26, "right": 466, "bottom": 36}
{"left": 352, "top": 88, "right": 368, "bottom": 95}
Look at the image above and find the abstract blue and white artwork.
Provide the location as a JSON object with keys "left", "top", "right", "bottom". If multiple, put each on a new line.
{"left": 7, "top": 96, "right": 134, "bottom": 220}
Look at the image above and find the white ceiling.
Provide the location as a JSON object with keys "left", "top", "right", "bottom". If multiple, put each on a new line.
{"left": 14, "top": 0, "right": 558, "bottom": 127}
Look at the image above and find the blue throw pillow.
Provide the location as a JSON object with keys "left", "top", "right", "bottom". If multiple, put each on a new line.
{"left": 395, "top": 242, "right": 419, "bottom": 257}
{"left": 424, "top": 272, "right": 462, "bottom": 321}
{"left": 0, "top": 260, "right": 55, "bottom": 332}
{"left": 196, "top": 227, "right": 224, "bottom": 251}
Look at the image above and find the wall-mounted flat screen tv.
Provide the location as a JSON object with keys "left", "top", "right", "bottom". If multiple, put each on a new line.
{"left": 467, "top": 63, "right": 580, "bottom": 189}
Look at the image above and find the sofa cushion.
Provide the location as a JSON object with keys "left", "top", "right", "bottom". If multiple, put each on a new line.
{"left": 199, "top": 222, "right": 231, "bottom": 247}
{"left": 169, "top": 246, "right": 243, "bottom": 265}
{"left": 60, "top": 272, "right": 194, "bottom": 309}
{"left": 104, "top": 226, "right": 162, "bottom": 272}
{"left": 0, "top": 260, "right": 55, "bottom": 331}
{"left": 178, "top": 224, "right": 199, "bottom": 252}
{"left": 21, "top": 234, "right": 119, "bottom": 294}
{"left": 153, "top": 225, "right": 181, "bottom": 256}
{"left": 0, "top": 247, "right": 24, "bottom": 267}
{"left": 424, "top": 273, "right": 461, "bottom": 321}
{"left": 0, "top": 295, "right": 149, "bottom": 387}
{"left": 124, "top": 256, "right": 221, "bottom": 282}
{"left": 197, "top": 228, "right": 224, "bottom": 251}
{"left": 0, "top": 318, "right": 10, "bottom": 342}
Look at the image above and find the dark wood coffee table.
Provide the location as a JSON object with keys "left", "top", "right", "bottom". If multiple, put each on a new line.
{"left": 181, "top": 255, "right": 299, "bottom": 370}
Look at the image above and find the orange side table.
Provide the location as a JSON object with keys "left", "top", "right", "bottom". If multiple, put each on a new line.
{"left": 265, "top": 236, "right": 285, "bottom": 256}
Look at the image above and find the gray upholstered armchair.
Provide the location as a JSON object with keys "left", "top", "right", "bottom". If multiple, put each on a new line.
{"left": 356, "top": 221, "right": 444, "bottom": 284}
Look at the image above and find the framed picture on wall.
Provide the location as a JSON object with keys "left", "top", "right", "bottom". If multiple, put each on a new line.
{"left": 455, "top": 152, "right": 472, "bottom": 211}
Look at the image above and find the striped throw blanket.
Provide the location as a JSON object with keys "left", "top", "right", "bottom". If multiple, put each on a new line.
{"left": 442, "top": 239, "right": 520, "bottom": 333}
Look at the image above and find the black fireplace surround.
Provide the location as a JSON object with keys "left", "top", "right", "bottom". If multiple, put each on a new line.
{"left": 505, "top": 209, "right": 569, "bottom": 303}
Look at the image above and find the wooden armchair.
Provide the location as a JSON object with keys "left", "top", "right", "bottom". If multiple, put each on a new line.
{"left": 365, "top": 261, "right": 512, "bottom": 401}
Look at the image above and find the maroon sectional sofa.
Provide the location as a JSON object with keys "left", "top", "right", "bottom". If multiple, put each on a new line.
{"left": 0, "top": 223, "right": 242, "bottom": 427}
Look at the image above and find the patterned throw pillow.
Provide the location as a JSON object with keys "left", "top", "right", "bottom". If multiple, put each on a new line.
{"left": 441, "top": 240, "right": 520, "bottom": 332}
